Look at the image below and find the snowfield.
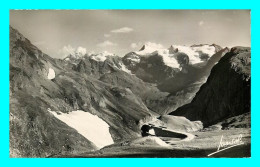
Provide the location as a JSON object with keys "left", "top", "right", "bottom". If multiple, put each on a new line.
{"left": 172, "top": 45, "right": 216, "bottom": 64}
{"left": 159, "top": 51, "right": 181, "bottom": 69}
{"left": 48, "top": 109, "right": 114, "bottom": 149}
{"left": 47, "top": 68, "right": 55, "bottom": 79}
{"left": 133, "top": 43, "right": 216, "bottom": 69}
{"left": 135, "top": 45, "right": 181, "bottom": 69}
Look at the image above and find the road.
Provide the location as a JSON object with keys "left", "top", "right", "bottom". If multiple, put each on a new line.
{"left": 145, "top": 121, "right": 195, "bottom": 145}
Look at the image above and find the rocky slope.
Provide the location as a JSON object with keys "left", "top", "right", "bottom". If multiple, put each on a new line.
{"left": 9, "top": 27, "right": 154, "bottom": 157}
{"left": 170, "top": 47, "right": 251, "bottom": 126}
{"left": 10, "top": 27, "right": 98, "bottom": 157}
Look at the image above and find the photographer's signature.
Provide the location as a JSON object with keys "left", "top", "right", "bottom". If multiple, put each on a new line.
{"left": 208, "top": 134, "right": 244, "bottom": 156}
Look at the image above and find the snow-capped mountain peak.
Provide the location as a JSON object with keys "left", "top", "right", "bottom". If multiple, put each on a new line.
{"left": 64, "top": 53, "right": 85, "bottom": 61}
{"left": 90, "top": 51, "right": 115, "bottom": 62}
{"left": 64, "top": 50, "right": 116, "bottom": 62}
{"left": 63, "top": 46, "right": 87, "bottom": 61}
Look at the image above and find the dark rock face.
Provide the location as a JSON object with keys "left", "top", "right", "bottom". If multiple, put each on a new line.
{"left": 168, "top": 45, "right": 178, "bottom": 54}
{"left": 170, "top": 47, "right": 251, "bottom": 126}
{"left": 174, "top": 52, "right": 189, "bottom": 66}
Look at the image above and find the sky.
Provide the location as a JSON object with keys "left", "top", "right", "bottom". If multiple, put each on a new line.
{"left": 10, "top": 10, "right": 251, "bottom": 59}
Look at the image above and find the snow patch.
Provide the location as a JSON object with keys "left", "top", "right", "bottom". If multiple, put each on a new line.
{"left": 112, "top": 62, "right": 133, "bottom": 75}
{"left": 126, "top": 54, "right": 140, "bottom": 63}
{"left": 47, "top": 68, "right": 55, "bottom": 80}
{"left": 64, "top": 57, "right": 70, "bottom": 61}
{"left": 158, "top": 50, "right": 181, "bottom": 69}
{"left": 48, "top": 109, "right": 114, "bottom": 149}
{"left": 119, "top": 62, "right": 132, "bottom": 74}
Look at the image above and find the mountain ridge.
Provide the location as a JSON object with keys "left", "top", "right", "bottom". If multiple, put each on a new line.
{"left": 169, "top": 46, "right": 251, "bottom": 126}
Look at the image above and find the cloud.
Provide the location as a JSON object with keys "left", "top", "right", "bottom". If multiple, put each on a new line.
{"left": 104, "top": 34, "right": 111, "bottom": 38}
{"left": 130, "top": 43, "right": 138, "bottom": 48}
{"left": 76, "top": 46, "right": 87, "bottom": 55}
{"left": 58, "top": 45, "right": 75, "bottom": 57}
{"left": 111, "top": 27, "right": 133, "bottom": 33}
{"left": 97, "top": 40, "right": 117, "bottom": 47}
{"left": 130, "top": 42, "right": 164, "bottom": 50}
{"left": 89, "top": 51, "right": 96, "bottom": 55}
{"left": 198, "top": 21, "right": 204, "bottom": 26}
{"left": 58, "top": 45, "right": 87, "bottom": 58}
{"left": 130, "top": 42, "right": 143, "bottom": 49}
{"left": 144, "top": 42, "right": 164, "bottom": 49}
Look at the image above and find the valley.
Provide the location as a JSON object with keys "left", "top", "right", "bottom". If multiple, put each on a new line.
{"left": 9, "top": 26, "right": 251, "bottom": 158}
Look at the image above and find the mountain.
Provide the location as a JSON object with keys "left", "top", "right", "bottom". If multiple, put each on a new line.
{"left": 10, "top": 26, "right": 248, "bottom": 157}
{"left": 121, "top": 43, "right": 229, "bottom": 113}
{"left": 10, "top": 27, "right": 98, "bottom": 157}
{"left": 10, "top": 26, "right": 156, "bottom": 157}
{"left": 169, "top": 47, "right": 251, "bottom": 126}
{"left": 123, "top": 43, "right": 226, "bottom": 86}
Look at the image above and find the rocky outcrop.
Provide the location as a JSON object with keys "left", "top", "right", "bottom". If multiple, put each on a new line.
{"left": 170, "top": 47, "right": 251, "bottom": 126}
